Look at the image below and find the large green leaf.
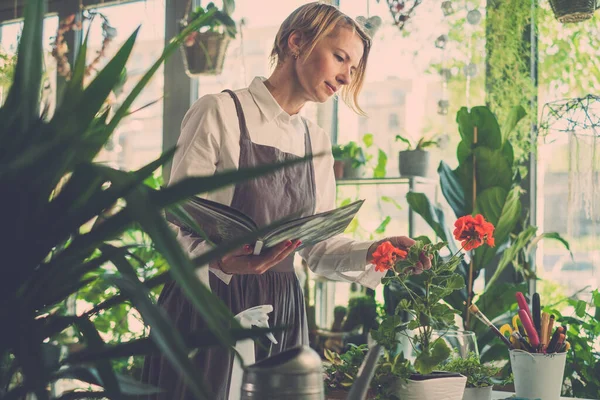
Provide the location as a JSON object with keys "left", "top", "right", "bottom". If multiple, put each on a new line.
{"left": 456, "top": 106, "right": 502, "bottom": 150}
{"left": 405, "top": 192, "right": 448, "bottom": 241}
{"left": 501, "top": 105, "right": 527, "bottom": 144}
{"left": 73, "top": 318, "right": 121, "bottom": 397}
{"left": 474, "top": 186, "right": 522, "bottom": 268}
{"left": 474, "top": 187, "right": 508, "bottom": 227}
{"left": 438, "top": 161, "right": 467, "bottom": 218}
{"left": 0, "top": 0, "right": 44, "bottom": 136}
{"left": 486, "top": 226, "right": 536, "bottom": 288}
{"left": 473, "top": 147, "right": 513, "bottom": 192}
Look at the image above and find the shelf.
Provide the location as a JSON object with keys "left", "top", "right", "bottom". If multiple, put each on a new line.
{"left": 335, "top": 176, "right": 437, "bottom": 186}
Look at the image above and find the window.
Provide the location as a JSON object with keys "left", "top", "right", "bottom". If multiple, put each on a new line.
{"left": 536, "top": 1, "right": 600, "bottom": 302}
{"left": 82, "top": 0, "right": 165, "bottom": 171}
{"left": 388, "top": 113, "right": 399, "bottom": 130}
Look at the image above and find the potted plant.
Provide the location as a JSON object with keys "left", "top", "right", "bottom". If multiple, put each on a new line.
{"left": 395, "top": 133, "right": 439, "bottom": 177}
{"left": 439, "top": 352, "right": 501, "bottom": 400}
{"left": 0, "top": 2, "right": 301, "bottom": 398}
{"left": 324, "top": 344, "right": 377, "bottom": 400}
{"left": 369, "top": 213, "right": 496, "bottom": 399}
{"left": 332, "top": 141, "right": 367, "bottom": 179}
{"left": 180, "top": 0, "right": 237, "bottom": 76}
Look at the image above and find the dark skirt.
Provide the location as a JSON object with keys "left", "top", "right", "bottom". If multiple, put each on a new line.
{"left": 141, "top": 270, "right": 308, "bottom": 400}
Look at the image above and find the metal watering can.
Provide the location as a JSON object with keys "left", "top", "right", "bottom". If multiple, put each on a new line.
{"left": 240, "top": 344, "right": 383, "bottom": 399}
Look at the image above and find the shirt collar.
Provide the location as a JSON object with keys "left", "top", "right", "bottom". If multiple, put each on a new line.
{"left": 248, "top": 76, "right": 300, "bottom": 125}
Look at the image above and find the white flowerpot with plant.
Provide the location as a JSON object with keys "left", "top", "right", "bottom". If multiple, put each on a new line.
{"left": 439, "top": 352, "right": 502, "bottom": 400}
{"left": 332, "top": 141, "right": 367, "bottom": 179}
{"left": 395, "top": 134, "right": 439, "bottom": 177}
{"left": 369, "top": 214, "right": 497, "bottom": 400}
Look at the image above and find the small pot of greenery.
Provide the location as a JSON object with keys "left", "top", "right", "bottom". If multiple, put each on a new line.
{"left": 395, "top": 134, "right": 439, "bottom": 178}
{"left": 180, "top": 0, "right": 237, "bottom": 76}
{"left": 332, "top": 141, "right": 367, "bottom": 179}
{"left": 439, "top": 352, "right": 500, "bottom": 400}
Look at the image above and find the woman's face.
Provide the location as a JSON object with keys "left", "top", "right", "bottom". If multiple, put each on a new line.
{"left": 294, "top": 26, "right": 364, "bottom": 103}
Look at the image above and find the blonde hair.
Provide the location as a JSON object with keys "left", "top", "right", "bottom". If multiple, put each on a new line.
{"left": 269, "top": 2, "right": 372, "bottom": 115}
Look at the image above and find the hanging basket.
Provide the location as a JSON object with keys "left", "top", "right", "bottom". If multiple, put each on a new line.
{"left": 548, "top": 0, "right": 599, "bottom": 23}
{"left": 180, "top": 28, "right": 231, "bottom": 76}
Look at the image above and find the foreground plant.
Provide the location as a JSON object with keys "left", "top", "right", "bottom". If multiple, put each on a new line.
{"left": 371, "top": 214, "right": 495, "bottom": 376}
{"left": 0, "top": 1, "right": 307, "bottom": 399}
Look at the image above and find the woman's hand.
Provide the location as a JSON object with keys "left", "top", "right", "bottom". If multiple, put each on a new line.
{"left": 367, "top": 236, "right": 432, "bottom": 272}
{"left": 210, "top": 239, "right": 302, "bottom": 275}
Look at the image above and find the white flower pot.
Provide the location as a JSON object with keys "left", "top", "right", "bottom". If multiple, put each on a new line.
{"left": 462, "top": 386, "right": 492, "bottom": 400}
{"left": 395, "top": 373, "right": 467, "bottom": 400}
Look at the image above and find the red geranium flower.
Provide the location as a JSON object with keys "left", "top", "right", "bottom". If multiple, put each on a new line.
{"left": 371, "top": 241, "right": 408, "bottom": 272}
{"left": 453, "top": 214, "right": 495, "bottom": 251}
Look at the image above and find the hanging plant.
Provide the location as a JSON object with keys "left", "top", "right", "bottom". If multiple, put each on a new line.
{"left": 486, "top": 0, "right": 535, "bottom": 169}
{"left": 50, "top": 10, "right": 117, "bottom": 80}
{"left": 180, "top": 1, "right": 237, "bottom": 76}
{"left": 380, "top": 0, "right": 422, "bottom": 32}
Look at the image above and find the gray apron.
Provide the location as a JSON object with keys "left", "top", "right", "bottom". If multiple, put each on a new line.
{"left": 141, "top": 89, "right": 316, "bottom": 400}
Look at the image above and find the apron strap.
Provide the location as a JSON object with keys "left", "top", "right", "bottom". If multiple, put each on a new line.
{"left": 222, "top": 89, "right": 250, "bottom": 144}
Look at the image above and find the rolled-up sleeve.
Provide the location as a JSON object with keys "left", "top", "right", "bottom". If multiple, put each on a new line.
{"left": 297, "top": 129, "right": 385, "bottom": 289}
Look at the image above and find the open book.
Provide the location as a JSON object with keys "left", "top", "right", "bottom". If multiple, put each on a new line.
{"left": 166, "top": 196, "right": 364, "bottom": 255}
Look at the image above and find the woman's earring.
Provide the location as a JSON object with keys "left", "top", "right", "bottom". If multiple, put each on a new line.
{"left": 292, "top": 51, "right": 299, "bottom": 59}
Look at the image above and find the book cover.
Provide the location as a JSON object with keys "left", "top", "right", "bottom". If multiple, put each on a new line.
{"left": 166, "top": 196, "right": 364, "bottom": 255}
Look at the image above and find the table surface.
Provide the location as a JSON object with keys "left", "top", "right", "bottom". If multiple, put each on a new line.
{"left": 492, "top": 391, "right": 598, "bottom": 400}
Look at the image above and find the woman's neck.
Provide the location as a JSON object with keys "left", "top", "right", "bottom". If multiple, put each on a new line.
{"left": 264, "top": 66, "right": 307, "bottom": 116}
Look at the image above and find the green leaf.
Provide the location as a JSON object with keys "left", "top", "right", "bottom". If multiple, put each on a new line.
{"left": 375, "top": 216, "right": 391, "bottom": 234}
{"left": 1, "top": 0, "right": 44, "bottom": 135}
{"left": 575, "top": 300, "right": 587, "bottom": 318}
{"left": 456, "top": 106, "right": 502, "bottom": 150}
{"left": 502, "top": 105, "right": 527, "bottom": 144}
{"left": 362, "top": 133, "right": 374, "bottom": 148}
{"left": 438, "top": 161, "right": 467, "bottom": 218}
{"left": 406, "top": 192, "right": 448, "bottom": 241}
{"left": 445, "top": 275, "right": 465, "bottom": 290}
{"left": 414, "top": 339, "right": 451, "bottom": 374}
{"left": 457, "top": 141, "right": 471, "bottom": 165}
{"left": 473, "top": 147, "right": 513, "bottom": 192}
{"left": 474, "top": 187, "right": 508, "bottom": 227}
{"left": 373, "top": 149, "right": 387, "bottom": 178}
{"left": 73, "top": 318, "right": 121, "bottom": 397}
{"left": 381, "top": 196, "right": 402, "bottom": 210}
{"left": 474, "top": 187, "right": 521, "bottom": 269}
{"left": 529, "top": 232, "right": 572, "bottom": 257}
{"left": 486, "top": 227, "right": 536, "bottom": 288}
{"left": 502, "top": 141, "right": 514, "bottom": 168}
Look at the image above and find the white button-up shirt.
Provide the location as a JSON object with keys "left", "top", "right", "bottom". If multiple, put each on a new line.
{"left": 169, "top": 76, "right": 385, "bottom": 289}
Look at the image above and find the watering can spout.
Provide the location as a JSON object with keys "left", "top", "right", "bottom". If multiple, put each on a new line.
{"left": 346, "top": 344, "right": 383, "bottom": 400}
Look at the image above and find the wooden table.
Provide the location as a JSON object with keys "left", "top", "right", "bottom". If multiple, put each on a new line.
{"left": 492, "top": 391, "right": 598, "bottom": 400}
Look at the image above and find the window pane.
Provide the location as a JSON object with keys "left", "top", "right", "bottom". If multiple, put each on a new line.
{"left": 537, "top": 1, "right": 600, "bottom": 302}
{"left": 192, "top": 1, "right": 322, "bottom": 122}
{"left": 83, "top": 0, "right": 165, "bottom": 171}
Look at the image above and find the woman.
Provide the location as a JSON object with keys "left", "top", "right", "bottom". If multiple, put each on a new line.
{"left": 143, "top": 2, "right": 430, "bottom": 399}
